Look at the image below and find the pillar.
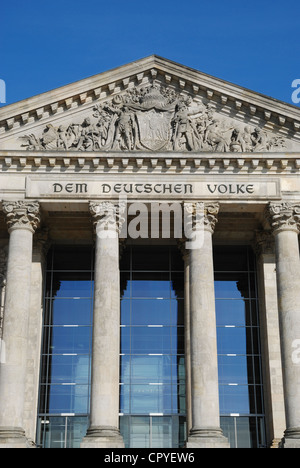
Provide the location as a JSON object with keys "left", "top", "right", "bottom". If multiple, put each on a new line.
{"left": 177, "top": 239, "right": 192, "bottom": 434}
{"left": 81, "top": 201, "right": 125, "bottom": 448}
{"left": 23, "top": 228, "right": 49, "bottom": 445}
{"left": 267, "top": 202, "right": 300, "bottom": 448}
{"left": 0, "top": 200, "right": 40, "bottom": 448}
{"left": 185, "top": 202, "right": 229, "bottom": 448}
{"left": 255, "top": 231, "right": 286, "bottom": 448}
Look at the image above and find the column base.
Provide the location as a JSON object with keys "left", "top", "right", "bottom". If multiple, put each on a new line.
{"left": 186, "top": 427, "right": 230, "bottom": 449}
{"left": 280, "top": 427, "right": 300, "bottom": 448}
{"left": 81, "top": 426, "right": 125, "bottom": 448}
{"left": 0, "top": 427, "right": 34, "bottom": 448}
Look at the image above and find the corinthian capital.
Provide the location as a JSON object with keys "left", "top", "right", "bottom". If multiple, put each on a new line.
{"left": 2, "top": 200, "right": 40, "bottom": 233}
{"left": 254, "top": 230, "right": 275, "bottom": 256}
{"left": 184, "top": 201, "right": 219, "bottom": 234}
{"left": 89, "top": 201, "right": 126, "bottom": 235}
{"left": 266, "top": 202, "right": 300, "bottom": 234}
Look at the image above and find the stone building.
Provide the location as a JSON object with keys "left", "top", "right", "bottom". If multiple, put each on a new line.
{"left": 0, "top": 56, "right": 300, "bottom": 448}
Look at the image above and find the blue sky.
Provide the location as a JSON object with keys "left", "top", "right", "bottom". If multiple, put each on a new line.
{"left": 1, "top": 0, "right": 300, "bottom": 106}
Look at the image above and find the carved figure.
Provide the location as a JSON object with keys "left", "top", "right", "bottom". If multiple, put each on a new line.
{"left": 251, "top": 127, "right": 267, "bottom": 152}
{"left": 204, "top": 120, "right": 229, "bottom": 152}
{"left": 230, "top": 128, "right": 246, "bottom": 152}
{"left": 18, "top": 84, "right": 288, "bottom": 153}
{"left": 172, "top": 103, "right": 201, "bottom": 151}
{"left": 112, "top": 106, "right": 136, "bottom": 150}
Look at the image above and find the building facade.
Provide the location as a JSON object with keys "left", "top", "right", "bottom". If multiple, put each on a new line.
{"left": 0, "top": 56, "right": 300, "bottom": 448}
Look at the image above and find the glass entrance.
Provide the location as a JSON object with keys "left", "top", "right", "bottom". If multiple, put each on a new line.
{"left": 120, "top": 415, "right": 186, "bottom": 448}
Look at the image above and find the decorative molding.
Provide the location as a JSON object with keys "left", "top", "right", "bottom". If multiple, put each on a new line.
{"left": 89, "top": 201, "right": 126, "bottom": 235}
{"left": 0, "top": 151, "right": 299, "bottom": 174}
{"left": 2, "top": 200, "right": 40, "bottom": 233}
{"left": 266, "top": 202, "right": 300, "bottom": 234}
{"left": 254, "top": 230, "right": 275, "bottom": 256}
{"left": 1, "top": 55, "right": 300, "bottom": 146}
{"left": 33, "top": 227, "right": 50, "bottom": 258}
{"left": 184, "top": 201, "right": 219, "bottom": 234}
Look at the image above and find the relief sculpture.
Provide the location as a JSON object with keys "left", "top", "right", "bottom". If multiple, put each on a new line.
{"left": 19, "top": 84, "right": 287, "bottom": 152}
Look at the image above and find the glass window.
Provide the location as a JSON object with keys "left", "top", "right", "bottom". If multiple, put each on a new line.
{"left": 38, "top": 246, "right": 93, "bottom": 444}
{"left": 37, "top": 416, "right": 89, "bottom": 449}
{"left": 221, "top": 416, "right": 266, "bottom": 448}
{"left": 216, "top": 246, "right": 266, "bottom": 448}
{"left": 119, "top": 415, "right": 186, "bottom": 449}
{"left": 119, "top": 246, "right": 185, "bottom": 448}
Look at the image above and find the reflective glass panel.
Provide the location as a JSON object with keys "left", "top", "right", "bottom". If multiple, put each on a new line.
{"left": 119, "top": 246, "right": 185, "bottom": 448}
{"left": 47, "top": 298, "right": 93, "bottom": 326}
{"left": 38, "top": 245, "right": 93, "bottom": 444}
{"left": 216, "top": 246, "right": 265, "bottom": 448}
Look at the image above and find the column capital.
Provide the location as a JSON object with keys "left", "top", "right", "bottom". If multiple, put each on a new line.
{"left": 266, "top": 202, "right": 300, "bottom": 235}
{"left": 33, "top": 227, "right": 50, "bottom": 259}
{"left": 2, "top": 200, "right": 40, "bottom": 234}
{"left": 254, "top": 230, "right": 275, "bottom": 257}
{"left": 177, "top": 237, "right": 189, "bottom": 261}
{"left": 184, "top": 201, "right": 219, "bottom": 234}
{"left": 89, "top": 201, "right": 126, "bottom": 235}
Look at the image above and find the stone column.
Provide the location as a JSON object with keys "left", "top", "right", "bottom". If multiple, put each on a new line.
{"left": 185, "top": 202, "right": 229, "bottom": 448}
{"left": 267, "top": 202, "right": 300, "bottom": 448}
{"left": 255, "top": 231, "right": 286, "bottom": 448}
{"left": 177, "top": 239, "right": 192, "bottom": 434}
{"left": 0, "top": 200, "right": 40, "bottom": 448}
{"left": 24, "top": 228, "right": 49, "bottom": 444}
{"left": 81, "top": 201, "right": 125, "bottom": 448}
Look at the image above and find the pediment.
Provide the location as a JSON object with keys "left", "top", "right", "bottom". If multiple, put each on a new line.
{"left": 1, "top": 55, "right": 300, "bottom": 153}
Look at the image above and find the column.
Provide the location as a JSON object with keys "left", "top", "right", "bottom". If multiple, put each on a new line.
{"left": 0, "top": 200, "right": 40, "bottom": 448}
{"left": 81, "top": 201, "right": 125, "bottom": 448}
{"left": 255, "top": 231, "right": 286, "bottom": 448}
{"left": 267, "top": 202, "right": 300, "bottom": 448}
{"left": 185, "top": 202, "right": 229, "bottom": 448}
{"left": 177, "top": 239, "right": 192, "bottom": 434}
{"left": 23, "top": 228, "right": 49, "bottom": 444}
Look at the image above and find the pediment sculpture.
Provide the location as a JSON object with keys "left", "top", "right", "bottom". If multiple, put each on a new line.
{"left": 19, "top": 84, "right": 287, "bottom": 153}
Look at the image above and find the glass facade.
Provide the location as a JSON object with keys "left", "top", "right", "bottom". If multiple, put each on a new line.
{"left": 37, "top": 244, "right": 265, "bottom": 448}
{"left": 37, "top": 246, "right": 94, "bottom": 448}
{"left": 119, "top": 246, "right": 186, "bottom": 448}
{"left": 214, "top": 246, "right": 266, "bottom": 448}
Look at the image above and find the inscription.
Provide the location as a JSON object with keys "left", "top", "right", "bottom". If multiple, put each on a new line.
{"left": 51, "top": 182, "right": 256, "bottom": 196}
{"left": 25, "top": 177, "right": 280, "bottom": 199}
{"left": 53, "top": 183, "right": 88, "bottom": 193}
{"left": 207, "top": 183, "right": 254, "bottom": 194}
{"left": 52, "top": 182, "right": 192, "bottom": 194}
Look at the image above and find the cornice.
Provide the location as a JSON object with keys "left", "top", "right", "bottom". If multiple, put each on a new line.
{"left": 0, "top": 150, "right": 300, "bottom": 174}
{"left": 0, "top": 56, "right": 299, "bottom": 138}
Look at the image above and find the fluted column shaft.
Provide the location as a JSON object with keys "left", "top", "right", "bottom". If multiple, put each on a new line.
{"left": 185, "top": 202, "right": 229, "bottom": 448}
{"left": 81, "top": 201, "right": 125, "bottom": 448}
{"left": 0, "top": 201, "right": 40, "bottom": 447}
{"left": 267, "top": 202, "right": 300, "bottom": 447}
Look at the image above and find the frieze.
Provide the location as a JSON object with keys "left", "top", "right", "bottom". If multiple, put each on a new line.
{"left": 19, "top": 84, "right": 287, "bottom": 153}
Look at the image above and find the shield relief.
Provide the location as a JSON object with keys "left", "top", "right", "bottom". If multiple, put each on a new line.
{"left": 135, "top": 109, "right": 174, "bottom": 151}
